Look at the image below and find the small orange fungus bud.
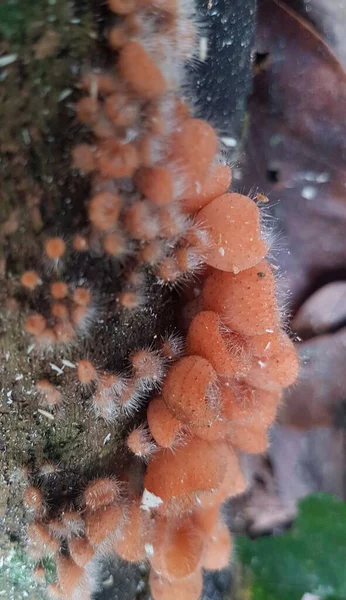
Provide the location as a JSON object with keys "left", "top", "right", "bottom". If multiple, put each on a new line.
{"left": 202, "top": 521, "right": 232, "bottom": 570}
{"left": 117, "top": 290, "right": 142, "bottom": 310}
{"left": 85, "top": 504, "right": 123, "bottom": 546}
{"left": 27, "top": 523, "right": 60, "bottom": 557}
{"left": 21, "top": 270, "right": 41, "bottom": 290}
{"left": 202, "top": 260, "right": 277, "bottom": 335}
{"left": 118, "top": 41, "right": 167, "bottom": 99}
{"left": 72, "top": 144, "right": 96, "bottom": 173}
{"left": 127, "top": 424, "right": 156, "bottom": 458}
{"left": 182, "top": 164, "right": 232, "bottom": 213}
{"left": 84, "top": 478, "right": 121, "bottom": 511}
{"left": 136, "top": 167, "right": 174, "bottom": 205}
{"left": 36, "top": 380, "right": 62, "bottom": 406}
{"left": 72, "top": 235, "right": 89, "bottom": 251}
{"left": 56, "top": 556, "right": 84, "bottom": 598}
{"left": 197, "top": 193, "right": 267, "bottom": 272}
{"left": 54, "top": 320, "right": 76, "bottom": 344}
{"left": 97, "top": 139, "right": 139, "bottom": 178}
{"left": 151, "top": 516, "right": 204, "bottom": 580}
{"left": 108, "top": 0, "right": 136, "bottom": 13}
{"left": 50, "top": 282, "right": 68, "bottom": 299}
{"left": 131, "top": 349, "right": 165, "bottom": 385}
{"left": 81, "top": 72, "right": 117, "bottom": 95}
{"left": 25, "top": 313, "right": 46, "bottom": 335}
{"left": 72, "top": 287, "right": 91, "bottom": 306}
{"left": 77, "top": 360, "right": 97, "bottom": 385}
{"left": 102, "top": 231, "right": 127, "bottom": 258}
{"left": 104, "top": 93, "right": 139, "bottom": 127}
{"left": 36, "top": 328, "right": 57, "bottom": 347}
{"left": 149, "top": 568, "right": 203, "bottom": 600}
{"left": 113, "top": 500, "right": 152, "bottom": 562}
{"left": 144, "top": 438, "right": 227, "bottom": 501}
{"left": 23, "top": 486, "right": 43, "bottom": 513}
{"left": 186, "top": 311, "right": 252, "bottom": 378}
{"left": 163, "top": 355, "right": 219, "bottom": 425}
{"left": 147, "top": 396, "right": 182, "bottom": 448}
{"left": 88, "top": 191, "right": 121, "bottom": 231}
{"left": 75, "top": 96, "right": 100, "bottom": 124}
{"left": 169, "top": 119, "right": 217, "bottom": 187}
{"left": 51, "top": 302, "right": 69, "bottom": 320}
{"left": 69, "top": 537, "right": 94, "bottom": 567}
{"left": 124, "top": 201, "right": 159, "bottom": 240}
{"left": 44, "top": 237, "right": 66, "bottom": 260}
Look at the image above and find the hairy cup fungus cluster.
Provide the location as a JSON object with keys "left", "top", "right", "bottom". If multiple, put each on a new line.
{"left": 18, "top": 0, "right": 299, "bottom": 598}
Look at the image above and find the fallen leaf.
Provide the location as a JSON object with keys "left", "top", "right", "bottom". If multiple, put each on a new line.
{"left": 292, "top": 281, "right": 346, "bottom": 337}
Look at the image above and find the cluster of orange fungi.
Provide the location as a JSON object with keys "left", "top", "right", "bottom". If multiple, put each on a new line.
{"left": 20, "top": 0, "right": 299, "bottom": 598}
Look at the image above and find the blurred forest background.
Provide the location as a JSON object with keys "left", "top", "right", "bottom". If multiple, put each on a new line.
{"left": 1, "top": 0, "right": 346, "bottom": 599}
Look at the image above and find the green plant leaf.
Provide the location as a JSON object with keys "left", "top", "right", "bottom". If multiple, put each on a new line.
{"left": 237, "top": 493, "right": 346, "bottom": 600}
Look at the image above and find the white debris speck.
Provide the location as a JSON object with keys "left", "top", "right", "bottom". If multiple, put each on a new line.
{"left": 0, "top": 54, "right": 18, "bottom": 67}
{"left": 265, "top": 329, "right": 274, "bottom": 333}
{"left": 301, "top": 186, "right": 317, "bottom": 200}
{"left": 199, "top": 37, "right": 208, "bottom": 61}
{"left": 5, "top": 352, "right": 10, "bottom": 361}
{"left": 145, "top": 543, "right": 154, "bottom": 556}
{"left": 140, "top": 489, "right": 163, "bottom": 511}
{"left": 62, "top": 359, "right": 76, "bottom": 368}
{"left": 7, "top": 390, "right": 13, "bottom": 404}
{"left": 50, "top": 363, "right": 64, "bottom": 375}
{"left": 103, "top": 433, "right": 111, "bottom": 445}
{"left": 15, "top": 374, "right": 23, "bottom": 381}
{"left": 258, "top": 360, "right": 266, "bottom": 368}
{"left": 219, "top": 247, "right": 225, "bottom": 257}
{"left": 27, "top": 344, "right": 35, "bottom": 354}
{"left": 37, "top": 409, "right": 54, "bottom": 420}
{"left": 58, "top": 89, "right": 72, "bottom": 102}
{"left": 221, "top": 136, "right": 237, "bottom": 148}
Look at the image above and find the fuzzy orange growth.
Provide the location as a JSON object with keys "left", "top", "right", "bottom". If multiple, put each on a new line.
{"left": 246, "top": 333, "right": 299, "bottom": 392}
{"left": 158, "top": 205, "right": 187, "bottom": 238}
{"left": 192, "top": 504, "right": 220, "bottom": 536}
{"left": 131, "top": 349, "right": 164, "bottom": 384}
{"left": 163, "top": 355, "right": 219, "bottom": 425}
{"left": 77, "top": 360, "right": 97, "bottom": 385}
{"left": 169, "top": 119, "right": 218, "bottom": 187}
{"left": 44, "top": 237, "right": 66, "bottom": 260}
{"left": 228, "top": 423, "right": 269, "bottom": 454}
{"left": 85, "top": 504, "right": 123, "bottom": 546}
{"left": 23, "top": 486, "right": 43, "bottom": 513}
{"left": 105, "top": 93, "right": 138, "bottom": 127}
{"left": 222, "top": 383, "right": 281, "bottom": 428}
{"left": 147, "top": 396, "right": 182, "bottom": 448}
{"left": 97, "top": 139, "right": 139, "bottom": 178}
{"left": 127, "top": 424, "right": 156, "bottom": 458}
{"left": 88, "top": 191, "right": 121, "bottom": 231}
{"left": 118, "top": 41, "right": 167, "bottom": 99}
{"left": 190, "top": 418, "right": 229, "bottom": 443}
{"left": 21, "top": 270, "right": 40, "bottom": 290}
{"left": 62, "top": 511, "right": 85, "bottom": 537}
{"left": 81, "top": 71, "right": 118, "bottom": 95}
{"left": 103, "top": 231, "right": 127, "bottom": 258}
{"left": 144, "top": 438, "right": 227, "bottom": 502}
{"left": 36, "top": 328, "right": 57, "bottom": 347}
{"left": 75, "top": 96, "right": 99, "bottom": 124}
{"left": 72, "top": 144, "right": 96, "bottom": 173}
{"left": 56, "top": 556, "right": 84, "bottom": 598}
{"left": 25, "top": 313, "right": 46, "bottom": 335}
{"left": 202, "top": 521, "right": 232, "bottom": 570}
{"left": 156, "top": 257, "right": 181, "bottom": 285}
{"left": 113, "top": 500, "right": 151, "bottom": 562}
{"left": 73, "top": 234, "right": 89, "bottom": 251}
{"left": 84, "top": 478, "right": 121, "bottom": 511}
{"left": 50, "top": 282, "right": 68, "bottom": 300}
{"left": 197, "top": 193, "right": 267, "bottom": 272}
{"left": 47, "top": 583, "right": 63, "bottom": 599}
{"left": 186, "top": 311, "right": 252, "bottom": 378}
{"left": 72, "top": 287, "right": 91, "bottom": 307}
{"left": 117, "top": 290, "right": 142, "bottom": 309}
{"left": 174, "top": 247, "right": 204, "bottom": 275}
{"left": 108, "top": 0, "right": 136, "bottom": 13}
{"left": 36, "top": 380, "right": 62, "bottom": 406}
{"left": 33, "top": 564, "right": 45, "bottom": 581}
{"left": 108, "top": 25, "right": 128, "bottom": 49}
{"left": 54, "top": 320, "right": 76, "bottom": 344}
{"left": 161, "top": 333, "right": 184, "bottom": 360}
{"left": 149, "top": 568, "right": 203, "bottom": 600}
{"left": 124, "top": 201, "right": 159, "bottom": 240}
{"left": 71, "top": 304, "right": 90, "bottom": 328}
{"left": 181, "top": 165, "right": 232, "bottom": 213}
{"left": 139, "top": 240, "right": 165, "bottom": 265}
{"left": 202, "top": 260, "right": 277, "bottom": 335}
{"left": 51, "top": 302, "right": 69, "bottom": 320}
{"left": 69, "top": 537, "right": 94, "bottom": 567}
{"left": 27, "top": 523, "right": 60, "bottom": 557}
{"left": 136, "top": 167, "right": 174, "bottom": 205}
{"left": 151, "top": 517, "right": 204, "bottom": 580}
